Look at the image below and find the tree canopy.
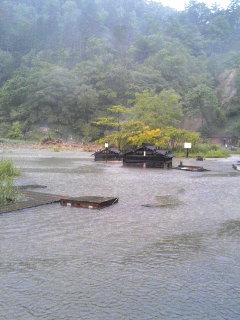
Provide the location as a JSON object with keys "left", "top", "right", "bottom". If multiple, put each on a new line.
{"left": 0, "top": 0, "right": 240, "bottom": 139}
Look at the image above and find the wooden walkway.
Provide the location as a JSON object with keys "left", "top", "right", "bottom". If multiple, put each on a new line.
{"left": 0, "top": 191, "right": 68, "bottom": 215}
{"left": 0, "top": 189, "right": 118, "bottom": 214}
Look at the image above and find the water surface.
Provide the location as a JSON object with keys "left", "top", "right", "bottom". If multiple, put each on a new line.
{"left": 1, "top": 148, "right": 240, "bottom": 319}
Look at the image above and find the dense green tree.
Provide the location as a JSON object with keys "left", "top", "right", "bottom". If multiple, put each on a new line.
{"left": 92, "top": 105, "right": 130, "bottom": 134}
{"left": 0, "top": 50, "right": 14, "bottom": 86}
{"left": 185, "top": 84, "right": 223, "bottom": 133}
{"left": 0, "top": 0, "right": 240, "bottom": 139}
{"left": 131, "top": 89, "right": 183, "bottom": 129}
{"left": 0, "top": 65, "right": 81, "bottom": 133}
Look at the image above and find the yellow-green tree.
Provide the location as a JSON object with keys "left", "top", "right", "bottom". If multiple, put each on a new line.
{"left": 128, "top": 128, "right": 168, "bottom": 147}
{"left": 128, "top": 127, "right": 200, "bottom": 150}
{"left": 96, "top": 121, "right": 146, "bottom": 150}
{"left": 96, "top": 123, "right": 201, "bottom": 152}
{"left": 162, "top": 127, "right": 201, "bottom": 150}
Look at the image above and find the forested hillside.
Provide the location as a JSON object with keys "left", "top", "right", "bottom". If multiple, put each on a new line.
{"left": 1, "top": 0, "right": 240, "bottom": 142}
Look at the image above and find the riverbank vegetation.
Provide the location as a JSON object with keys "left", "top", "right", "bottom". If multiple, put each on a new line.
{"left": 0, "top": 160, "right": 20, "bottom": 205}
{"left": 95, "top": 121, "right": 232, "bottom": 158}
{"left": 0, "top": 0, "right": 240, "bottom": 153}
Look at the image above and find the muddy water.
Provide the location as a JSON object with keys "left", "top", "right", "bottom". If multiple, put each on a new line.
{"left": 1, "top": 148, "right": 240, "bottom": 320}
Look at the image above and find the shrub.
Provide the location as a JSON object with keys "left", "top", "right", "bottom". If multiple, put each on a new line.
{"left": 52, "top": 146, "right": 61, "bottom": 152}
{"left": 0, "top": 159, "right": 20, "bottom": 178}
{"left": 6, "top": 122, "right": 24, "bottom": 139}
{"left": 0, "top": 160, "right": 20, "bottom": 205}
{"left": 174, "top": 144, "right": 230, "bottom": 158}
{"left": 0, "top": 179, "right": 19, "bottom": 205}
{"left": 40, "top": 135, "right": 54, "bottom": 145}
{"left": 204, "top": 149, "right": 230, "bottom": 158}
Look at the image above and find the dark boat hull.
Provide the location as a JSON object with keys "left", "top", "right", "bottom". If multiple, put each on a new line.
{"left": 174, "top": 165, "right": 209, "bottom": 172}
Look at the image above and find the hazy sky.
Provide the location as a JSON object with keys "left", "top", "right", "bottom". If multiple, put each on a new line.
{"left": 154, "top": 0, "right": 231, "bottom": 11}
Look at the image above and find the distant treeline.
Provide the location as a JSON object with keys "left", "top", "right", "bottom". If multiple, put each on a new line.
{"left": 0, "top": 0, "right": 240, "bottom": 140}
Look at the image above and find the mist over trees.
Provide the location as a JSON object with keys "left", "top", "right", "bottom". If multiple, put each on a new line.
{"left": 1, "top": 0, "right": 240, "bottom": 141}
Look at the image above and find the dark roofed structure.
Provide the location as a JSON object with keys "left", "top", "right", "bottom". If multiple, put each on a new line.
{"left": 94, "top": 147, "right": 123, "bottom": 161}
{"left": 123, "top": 145, "right": 174, "bottom": 168}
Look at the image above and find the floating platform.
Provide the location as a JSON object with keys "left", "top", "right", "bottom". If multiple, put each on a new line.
{"left": 60, "top": 196, "right": 119, "bottom": 209}
{"left": 0, "top": 190, "right": 118, "bottom": 214}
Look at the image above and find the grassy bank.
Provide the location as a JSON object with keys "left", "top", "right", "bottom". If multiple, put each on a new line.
{"left": 0, "top": 159, "right": 20, "bottom": 205}
{"left": 174, "top": 144, "right": 233, "bottom": 158}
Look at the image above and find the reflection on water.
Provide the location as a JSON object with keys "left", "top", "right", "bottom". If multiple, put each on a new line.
{"left": 142, "top": 195, "right": 182, "bottom": 208}
{"left": 218, "top": 220, "right": 240, "bottom": 238}
{"left": 123, "top": 232, "right": 206, "bottom": 265}
{"left": 195, "top": 172, "right": 240, "bottom": 178}
{"left": 153, "top": 232, "right": 204, "bottom": 258}
{"left": 1, "top": 149, "right": 240, "bottom": 320}
{"left": 21, "top": 165, "right": 102, "bottom": 174}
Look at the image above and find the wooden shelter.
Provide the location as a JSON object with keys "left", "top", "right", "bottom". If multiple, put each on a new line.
{"left": 123, "top": 145, "right": 174, "bottom": 168}
{"left": 94, "top": 147, "right": 123, "bottom": 161}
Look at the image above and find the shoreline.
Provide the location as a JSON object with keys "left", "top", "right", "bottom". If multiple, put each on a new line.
{"left": 0, "top": 142, "right": 100, "bottom": 152}
{"left": 0, "top": 142, "right": 239, "bottom": 161}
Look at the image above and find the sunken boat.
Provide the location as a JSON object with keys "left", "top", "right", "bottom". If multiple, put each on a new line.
{"left": 175, "top": 162, "right": 209, "bottom": 172}
{"left": 232, "top": 163, "right": 240, "bottom": 171}
{"left": 93, "top": 147, "right": 123, "bottom": 161}
{"left": 122, "top": 145, "right": 174, "bottom": 168}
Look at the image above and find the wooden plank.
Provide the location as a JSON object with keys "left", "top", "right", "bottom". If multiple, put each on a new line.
{"left": 0, "top": 199, "right": 58, "bottom": 214}
{"left": 0, "top": 191, "right": 66, "bottom": 214}
{"left": 17, "top": 185, "right": 47, "bottom": 190}
{"left": 0, "top": 191, "right": 118, "bottom": 214}
{"left": 22, "top": 191, "right": 67, "bottom": 200}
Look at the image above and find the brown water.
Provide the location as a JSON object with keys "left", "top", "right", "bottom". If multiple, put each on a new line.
{"left": 1, "top": 148, "right": 240, "bottom": 320}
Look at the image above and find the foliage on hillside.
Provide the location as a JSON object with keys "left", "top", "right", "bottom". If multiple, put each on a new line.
{"left": 0, "top": 0, "right": 240, "bottom": 140}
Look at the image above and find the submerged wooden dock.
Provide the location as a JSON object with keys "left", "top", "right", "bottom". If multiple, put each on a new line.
{"left": 0, "top": 190, "right": 118, "bottom": 214}
{"left": 0, "top": 191, "right": 65, "bottom": 214}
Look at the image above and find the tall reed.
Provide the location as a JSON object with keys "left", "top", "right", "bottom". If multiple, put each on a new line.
{"left": 0, "top": 159, "right": 20, "bottom": 205}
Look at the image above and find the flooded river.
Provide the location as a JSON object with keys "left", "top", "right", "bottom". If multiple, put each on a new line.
{"left": 1, "top": 148, "right": 240, "bottom": 320}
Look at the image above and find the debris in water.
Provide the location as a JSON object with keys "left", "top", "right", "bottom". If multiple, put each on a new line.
{"left": 17, "top": 184, "right": 47, "bottom": 190}
{"left": 142, "top": 195, "right": 182, "bottom": 208}
{"left": 60, "top": 196, "right": 119, "bottom": 209}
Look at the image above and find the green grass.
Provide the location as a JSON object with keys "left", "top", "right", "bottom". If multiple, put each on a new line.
{"left": 174, "top": 144, "right": 231, "bottom": 158}
{"left": 204, "top": 149, "right": 231, "bottom": 158}
{"left": 0, "top": 179, "right": 20, "bottom": 205}
{"left": 0, "top": 159, "right": 20, "bottom": 205}
{"left": 0, "top": 159, "right": 20, "bottom": 178}
{"left": 230, "top": 149, "right": 240, "bottom": 154}
{"left": 0, "top": 138, "right": 38, "bottom": 145}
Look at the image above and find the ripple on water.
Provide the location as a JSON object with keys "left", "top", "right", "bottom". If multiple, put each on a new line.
{"left": 1, "top": 149, "right": 240, "bottom": 320}
{"left": 217, "top": 220, "right": 240, "bottom": 238}
{"left": 121, "top": 231, "right": 207, "bottom": 265}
